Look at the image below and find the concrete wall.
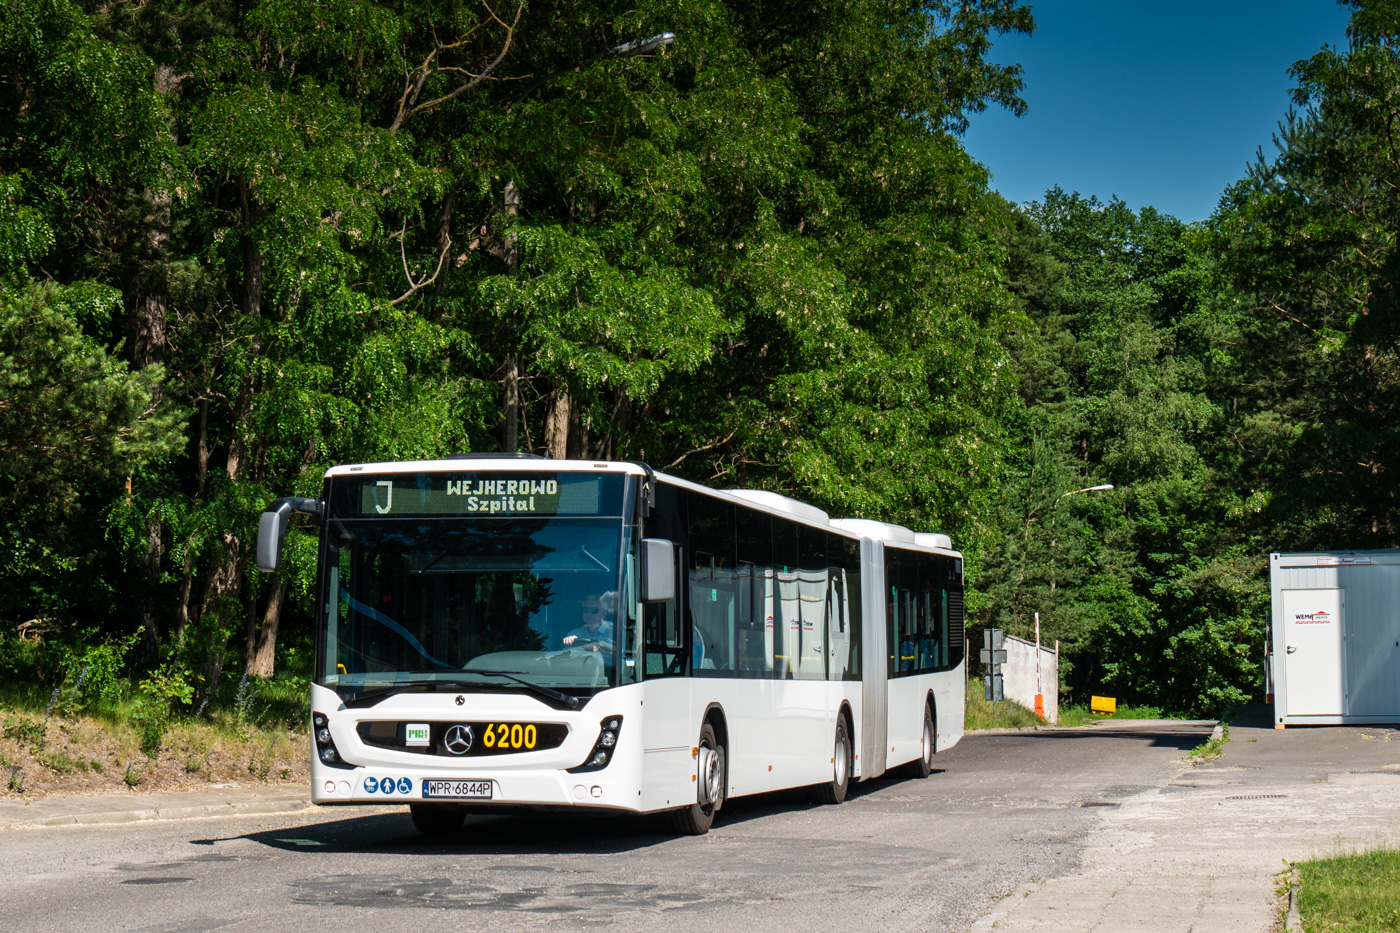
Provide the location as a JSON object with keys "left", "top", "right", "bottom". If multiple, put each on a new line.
{"left": 1002, "top": 633, "right": 1059, "bottom": 724}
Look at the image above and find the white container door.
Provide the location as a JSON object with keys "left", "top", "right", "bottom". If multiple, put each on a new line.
{"left": 1282, "top": 588, "right": 1345, "bottom": 715}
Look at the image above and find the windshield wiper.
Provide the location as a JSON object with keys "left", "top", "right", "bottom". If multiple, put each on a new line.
{"left": 468, "top": 670, "right": 581, "bottom": 710}
{"left": 340, "top": 673, "right": 581, "bottom": 711}
{"left": 341, "top": 678, "right": 494, "bottom": 708}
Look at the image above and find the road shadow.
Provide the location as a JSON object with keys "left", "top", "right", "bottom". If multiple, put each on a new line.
{"left": 192, "top": 769, "right": 950, "bottom": 856}
{"left": 970, "top": 726, "right": 1211, "bottom": 752}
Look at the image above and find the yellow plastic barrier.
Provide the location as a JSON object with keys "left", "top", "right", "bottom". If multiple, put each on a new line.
{"left": 1090, "top": 695, "right": 1117, "bottom": 716}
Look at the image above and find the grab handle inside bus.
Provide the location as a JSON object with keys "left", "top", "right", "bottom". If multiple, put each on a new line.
{"left": 256, "top": 497, "right": 323, "bottom": 573}
{"left": 640, "top": 538, "right": 676, "bottom": 603}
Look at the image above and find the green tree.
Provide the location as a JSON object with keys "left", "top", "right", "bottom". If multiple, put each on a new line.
{"left": 0, "top": 0, "right": 1038, "bottom": 695}
{"left": 977, "top": 190, "right": 1262, "bottom": 714}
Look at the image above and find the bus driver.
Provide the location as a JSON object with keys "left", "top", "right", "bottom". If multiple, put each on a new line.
{"left": 562, "top": 592, "right": 616, "bottom": 655}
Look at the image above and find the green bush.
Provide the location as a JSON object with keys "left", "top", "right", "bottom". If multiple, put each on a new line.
{"left": 0, "top": 635, "right": 41, "bottom": 682}
{"left": 55, "top": 629, "right": 139, "bottom": 711}
{"left": 138, "top": 662, "right": 195, "bottom": 714}
{"left": 137, "top": 716, "right": 167, "bottom": 759}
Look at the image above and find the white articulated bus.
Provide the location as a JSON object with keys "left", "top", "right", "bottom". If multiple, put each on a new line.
{"left": 256, "top": 454, "right": 965, "bottom": 835}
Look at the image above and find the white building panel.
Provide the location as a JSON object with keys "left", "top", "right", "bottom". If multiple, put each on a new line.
{"left": 1271, "top": 550, "right": 1400, "bottom": 726}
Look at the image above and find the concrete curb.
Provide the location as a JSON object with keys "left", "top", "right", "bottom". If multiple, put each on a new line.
{"left": 1285, "top": 868, "right": 1303, "bottom": 932}
{"left": 0, "top": 787, "right": 312, "bottom": 832}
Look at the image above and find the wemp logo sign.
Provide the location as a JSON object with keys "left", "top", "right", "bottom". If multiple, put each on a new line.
{"left": 1293, "top": 609, "right": 1333, "bottom": 625}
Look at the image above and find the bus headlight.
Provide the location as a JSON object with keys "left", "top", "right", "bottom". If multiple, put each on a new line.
{"left": 312, "top": 712, "right": 353, "bottom": 769}
{"left": 567, "top": 716, "right": 624, "bottom": 773}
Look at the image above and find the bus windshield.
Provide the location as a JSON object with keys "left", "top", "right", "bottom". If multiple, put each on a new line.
{"left": 320, "top": 516, "right": 627, "bottom": 697}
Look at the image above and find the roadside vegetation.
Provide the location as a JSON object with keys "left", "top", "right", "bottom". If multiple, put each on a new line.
{"left": 964, "top": 681, "right": 1182, "bottom": 730}
{"left": 1292, "top": 848, "right": 1400, "bottom": 932}
{"left": 0, "top": 629, "right": 308, "bottom": 799}
{"left": 964, "top": 682, "right": 1043, "bottom": 730}
{"left": 1188, "top": 724, "right": 1229, "bottom": 762}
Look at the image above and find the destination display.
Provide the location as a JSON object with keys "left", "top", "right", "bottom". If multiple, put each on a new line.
{"left": 339, "top": 472, "right": 624, "bottom": 518}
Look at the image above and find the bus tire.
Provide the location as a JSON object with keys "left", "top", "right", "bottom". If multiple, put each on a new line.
{"left": 904, "top": 704, "right": 936, "bottom": 779}
{"left": 670, "top": 722, "right": 723, "bottom": 835}
{"left": 810, "top": 715, "right": 851, "bottom": 805}
{"left": 410, "top": 803, "right": 466, "bottom": 837}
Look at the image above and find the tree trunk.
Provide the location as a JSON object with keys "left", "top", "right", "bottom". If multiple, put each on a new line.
{"left": 195, "top": 532, "right": 242, "bottom": 710}
{"left": 248, "top": 576, "right": 285, "bottom": 679}
{"left": 503, "top": 356, "right": 520, "bottom": 453}
{"left": 193, "top": 177, "right": 264, "bottom": 702}
{"left": 567, "top": 398, "right": 587, "bottom": 460}
{"left": 501, "top": 180, "right": 521, "bottom": 452}
{"left": 136, "top": 516, "right": 163, "bottom": 663}
{"left": 545, "top": 390, "right": 571, "bottom": 460}
{"left": 245, "top": 438, "right": 315, "bottom": 677}
{"left": 595, "top": 389, "right": 631, "bottom": 459}
{"left": 175, "top": 397, "right": 212, "bottom": 644}
{"left": 124, "top": 63, "right": 177, "bottom": 666}
{"left": 432, "top": 187, "right": 455, "bottom": 310}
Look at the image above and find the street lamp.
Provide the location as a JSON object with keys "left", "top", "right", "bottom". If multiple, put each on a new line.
{"left": 1047, "top": 484, "right": 1114, "bottom": 591}
{"left": 1056, "top": 484, "right": 1114, "bottom": 503}
{"left": 1036, "top": 483, "right": 1114, "bottom": 720}
{"left": 609, "top": 32, "right": 677, "bottom": 57}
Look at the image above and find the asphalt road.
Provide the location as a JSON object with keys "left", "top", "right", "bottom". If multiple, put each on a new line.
{"left": 0, "top": 720, "right": 1214, "bottom": 933}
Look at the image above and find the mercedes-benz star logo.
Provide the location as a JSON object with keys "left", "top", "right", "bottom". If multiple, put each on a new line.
{"left": 455, "top": 695, "right": 465, "bottom": 706}
{"left": 444, "top": 724, "right": 474, "bottom": 755}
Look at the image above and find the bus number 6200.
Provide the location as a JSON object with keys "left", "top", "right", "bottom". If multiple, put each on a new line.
{"left": 482, "top": 723, "right": 537, "bottom": 750}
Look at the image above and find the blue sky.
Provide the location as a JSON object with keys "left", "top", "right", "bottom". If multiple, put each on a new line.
{"left": 961, "top": 2, "right": 1352, "bottom": 222}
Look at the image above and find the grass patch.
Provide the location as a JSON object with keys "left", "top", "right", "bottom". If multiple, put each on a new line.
{"left": 1295, "top": 847, "right": 1400, "bottom": 931}
{"left": 964, "top": 681, "right": 1043, "bottom": 729}
{"left": 1, "top": 669, "right": 309, "bottom": 797}
{"left": 3, "top": 714, "right": 47, "bottom": 750}
{"left": 1056, "top": 703, "right": 1174, "bottom": 726}
{"left": 1189, "top": 724, "right": 1229, "bottom": 761}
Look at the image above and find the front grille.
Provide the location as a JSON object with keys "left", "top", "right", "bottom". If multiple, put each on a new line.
{"left": 356, "top": 720, "right": 569, "bottom": 757}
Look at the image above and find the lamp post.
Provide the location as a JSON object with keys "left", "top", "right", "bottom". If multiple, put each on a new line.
{"left": 1036, "top": 483, "right": 1114, "bottom": 720}
{"left": 609, "top": 32, "right": 677, "bottom": 57}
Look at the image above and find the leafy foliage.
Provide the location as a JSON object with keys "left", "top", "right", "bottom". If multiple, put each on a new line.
{"left": 4, "top": 0, "right": 1396, "bottom": 724}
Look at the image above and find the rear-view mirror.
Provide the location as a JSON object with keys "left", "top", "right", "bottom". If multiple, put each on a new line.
{"left": 640, "top": 538, "right": 675, "bottom": 603}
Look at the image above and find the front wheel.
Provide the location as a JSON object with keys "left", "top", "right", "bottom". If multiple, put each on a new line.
{"left": 410, "top": 803, "right": 466, "bottom": 838}
{"left": 810, "top": 715, "right": 851, "bottom": 805}
{"left": 670, "top": 722, "right": 724, "bottom": 835}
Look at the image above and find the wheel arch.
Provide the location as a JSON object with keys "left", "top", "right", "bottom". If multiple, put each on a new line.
{"left": 703, "top": 701, "right": 729, "bottom": 751}
{"left": 837, "top": 700, "right": 855, "bottom": 742}
{"left": 925, "top": 690, "right": 938, "bottom": 753}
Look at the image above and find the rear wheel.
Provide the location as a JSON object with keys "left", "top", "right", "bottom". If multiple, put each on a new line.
{"left": 810, "top": 715, "right": 851, "bottom": 805}
{"left": 903, "top": 704, "right": 935, "bottom": 779}
{"left": 410, "top": 803, "right": 466, "bottom": 838}
{"left": 670, "top": 722, "right": 724, "bottom": 835}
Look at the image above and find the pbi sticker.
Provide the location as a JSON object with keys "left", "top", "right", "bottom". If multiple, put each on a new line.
{"left": 363, "top": 776, "right": 379, "bottom": 793}
{"left": 396, "top": 777, "right": 412, "bottom": 794}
